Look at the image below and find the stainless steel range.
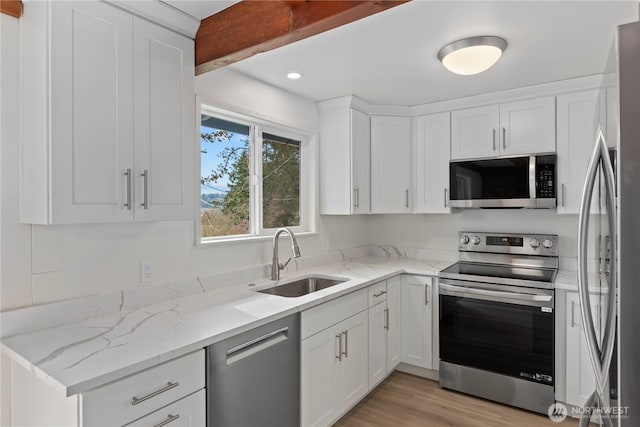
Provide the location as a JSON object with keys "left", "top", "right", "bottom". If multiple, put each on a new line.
{"left": 438, "top": 231, "right": 558, "bottom": 414}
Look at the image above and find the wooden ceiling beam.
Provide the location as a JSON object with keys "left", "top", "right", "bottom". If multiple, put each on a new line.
{"left": 195, "top": 0, "right": 409, "bottom": 75}
{"left": 1, "top": 0, "right": 22, "bottom": 18}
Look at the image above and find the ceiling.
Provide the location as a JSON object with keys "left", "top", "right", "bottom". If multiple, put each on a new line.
{"left": 196, "top": 1, "right": 638, "bottom": 106}
{"left": 162, "top": 0, "right": 238, "bottom": 20}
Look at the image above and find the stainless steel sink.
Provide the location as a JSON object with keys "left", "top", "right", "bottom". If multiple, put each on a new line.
{"left": 257, "top": 276, "right": 347, "bottom": 297}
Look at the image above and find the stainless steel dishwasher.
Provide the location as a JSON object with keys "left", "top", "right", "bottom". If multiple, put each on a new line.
{"left": 206, "top": 313, "right": 300, "bottom": 427}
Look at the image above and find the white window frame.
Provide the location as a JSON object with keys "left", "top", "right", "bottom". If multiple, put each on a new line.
{"left": 198, "top": 105, "right": 313, "bottom": 244}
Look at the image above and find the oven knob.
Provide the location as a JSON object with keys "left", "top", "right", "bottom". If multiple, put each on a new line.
{"left": 460, "top": 235, "right": 470, "bottom": 245}
{"left": 543, "top": 239, "right": 554, "bottom": 249}
{"left": 530, "top": 238, "right": 540, "bottom": 249}
{"left": 471, "top": 235, "right": 481, "bottom": 245}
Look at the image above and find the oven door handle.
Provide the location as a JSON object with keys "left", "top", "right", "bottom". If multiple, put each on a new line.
{"left": 439, "top": 283, "right": 552, "bottom": 304}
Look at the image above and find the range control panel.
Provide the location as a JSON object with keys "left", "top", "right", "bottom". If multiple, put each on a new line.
{"left": 458, "top": 232, "right": 558, "bottom": 257}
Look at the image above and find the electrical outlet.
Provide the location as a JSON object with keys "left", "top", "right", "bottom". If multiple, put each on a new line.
{"left": 141, "top": 260, "right": 153, "bottom": 283}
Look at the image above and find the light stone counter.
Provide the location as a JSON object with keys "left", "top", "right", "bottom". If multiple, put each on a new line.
{"left": 0, "top": 256, "right": 451, "bottom": 397}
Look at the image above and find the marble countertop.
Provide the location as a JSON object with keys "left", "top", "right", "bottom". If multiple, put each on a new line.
{"left": 1, "top": 254, "right": 602, "bottom": 398}
{"left": 0, "top": 256, "right": 450, "bottom": 397}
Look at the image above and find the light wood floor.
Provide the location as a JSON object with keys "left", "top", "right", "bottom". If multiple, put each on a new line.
{"left": 335, "top": 372, "right": 579, "bottom": 427}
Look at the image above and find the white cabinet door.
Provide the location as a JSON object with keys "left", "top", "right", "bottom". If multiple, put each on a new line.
{"left": 401, "top": 276, "right": 433, "bottom": 369}
{"left": 352, "top": 109, "right": 371, "bottom": 214}
{"left": 318, "top": 103, "right": 370, "bottom": 215}
{"left": 565, "top": 292, "right": 600, "bottom": 408}
{"left": 451, "top": 105, "right": 499, "bottom": 160}
{"left": 368, "top": 301, "right": 387, "bottom": 389}
{"left": 301, "top": 326, "right": 338, "bottom": 427}
{"left": 47, "top": 1, "right": 135, "bottom": 223}
{"left": 415, "top": 112, "right": 451, "bottom": 213}
{"left": 499, "top": 97, "right": 556, "bottom": 155}
{"left": 386, "top": 275, "right": 402, "bottom": 371}
{"left": 556, "top": 89, "right": 604, "bottom": 214}
{"left": 133, "top": 18, "right": 195, "bottom": 221}
{"left": 370, "top": 116, "right": 412, "bottom": 213}
{"left": 336, "top": 311, "right": 369, "bottom": 414}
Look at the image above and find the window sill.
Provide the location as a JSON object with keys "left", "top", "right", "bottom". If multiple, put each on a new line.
{"left": 196, "top": 231, "right": 319, "bottom": 247}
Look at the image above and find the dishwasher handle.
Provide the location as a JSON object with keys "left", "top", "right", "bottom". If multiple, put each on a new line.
{"left": 226, "top": 327, "right": 289, "bottom": 366}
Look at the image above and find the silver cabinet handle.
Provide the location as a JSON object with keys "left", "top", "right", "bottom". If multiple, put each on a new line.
{"left": 502, "top": 127, "right": 506, "bottom": 150}
{"left": 373, "top": 290, "right": 387, "bottom": 298}
{"left": 561, "top": 183, "right": 566, "bottom": 207}
{"left": 571, "top": 300, "right": 576, "bottom": 327}
{"left": 492, "top": 129, "right": 496, "bottom": 150}
{"left": 141, "top": 169, "right": 149, "bottom": 209}
{"left": 124, "top": 169, "right": 132, "bottom": 210}
{"left": 405, "top": 189, "right": 409, "bottom": 208}
{"left": 425, "top": 284, "right": 429, "bottom": 305}
{"left": 153, "top": 414, "right": 180, "bottom": 427}
{"left": 444, "top": 188, "right": 448, "bottom": 208}
{"left": 353, "top": 187, "right": 360, "bottom": 209}
{"left": 384, "top": 308, "right": 389, "bottom": 331}
{"left": 131, "top": 382, "right": 179, "bottom": 406}
{"left": 342, "top": 330, "right": 348, "bottom": 358}
{"left": 335, "top": 334, "right": 342, "bottom": 361}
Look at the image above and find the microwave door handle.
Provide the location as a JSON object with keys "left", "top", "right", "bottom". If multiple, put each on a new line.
{"left": 439, "top": 283, "right": 551, "bottom": 305}
{"left": 529, "top": 156, "right": 536, "bottom": 200}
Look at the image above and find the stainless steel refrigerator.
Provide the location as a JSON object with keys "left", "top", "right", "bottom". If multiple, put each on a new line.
{"left": 577, "top": 17, "right": 640, "bottom": 427}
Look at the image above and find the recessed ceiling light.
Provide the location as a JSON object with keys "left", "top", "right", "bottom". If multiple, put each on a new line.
{"left": 437, "top": 36, "right": 507, "bottom": 75}
{"left": 287, "top": 72, "right": 302, "bottom": 80}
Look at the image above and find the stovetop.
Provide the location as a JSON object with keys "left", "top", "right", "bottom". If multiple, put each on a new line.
{"left": 440, "top": 232, "right": 559, "bottom": 290}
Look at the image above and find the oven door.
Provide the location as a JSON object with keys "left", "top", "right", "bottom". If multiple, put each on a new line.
{"left": 439, "top": 279, "right": 554, "bottom": 386}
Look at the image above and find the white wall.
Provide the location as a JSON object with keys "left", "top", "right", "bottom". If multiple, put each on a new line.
{"left": 366, "top": 209, "right": 599, "bottom": 270}
{"left": 0, "top": 20, "right": 369, "bottom": 311}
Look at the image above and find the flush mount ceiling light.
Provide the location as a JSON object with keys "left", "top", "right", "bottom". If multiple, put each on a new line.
{"left": 437, "top": 36, "right": 507, "bottom": 75}
{"left": 287, "top": 72, "right": 302, "bottom": 79}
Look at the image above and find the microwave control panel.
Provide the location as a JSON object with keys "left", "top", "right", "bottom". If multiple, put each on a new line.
{"left": 536, "top": 158, "right": 556, "bottom": 199}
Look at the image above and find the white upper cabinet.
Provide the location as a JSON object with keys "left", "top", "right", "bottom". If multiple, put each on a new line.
{"left": 556, "top": 89, "right": 605, "bottom": 214}
{"left": 370, "top": 116, "right": 412, "bottom": 213}
{"left": 319, "top": 100, "right": 371, "bottom": 215}
{"left": 451, "top": 96, "right": 555, "bottom": 160}
{"left": 499, "top": 97, "right": 556, "bottom": 155}
{"left": 415, "top": 112, "right": 451, "bottom": 213}
{"left": 451, "top": 105, "right": 499, "bottom": 160}
{"left": 133, "top": 18, "right": 195, "bottom": 221}
{"left": 19, "top": 0, "right": 195, "bottom": 224}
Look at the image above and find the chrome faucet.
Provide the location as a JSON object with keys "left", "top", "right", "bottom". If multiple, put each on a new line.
{"left": 271, "top": 228, "right": 301, "bottom": 280}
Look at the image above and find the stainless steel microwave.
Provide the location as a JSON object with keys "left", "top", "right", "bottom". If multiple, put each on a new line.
{"left": 449, "top": 155, "right": 556, "bottom": 208}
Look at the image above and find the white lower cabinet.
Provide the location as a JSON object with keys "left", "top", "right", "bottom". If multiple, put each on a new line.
{"left": 565, "top": 291, "right": 600, "bottom": 407}
{"left": 368, "top": 277, "right": 402, "bottom": 389}
{"left": 11, "top": 350, "right": 205, "bottom": 427}
{"left": 301, "top": 290, "right": 369, "bottom": 427}
{"left": 401, "top": 275, "right": 433, "bottom": 369}
{"left": 124, "top": 389, "right": 205, "bottom": 427}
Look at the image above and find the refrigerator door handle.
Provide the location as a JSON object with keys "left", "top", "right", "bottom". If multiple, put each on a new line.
{"left": 577, "top": 126, "right": 617, "bottom": 423}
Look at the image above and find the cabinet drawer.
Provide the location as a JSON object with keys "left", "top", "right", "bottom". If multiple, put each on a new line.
{"left": 81, "top": 350, "right": 205, "bottom": 427}
{"left": 368, "top": 281, "right": 387, "bottom": 307}
{"left": 124, "top": 389, "right": 205, "bottom": 427}
{"left": 302, "top": 288, "right": 367, "bottom": 339}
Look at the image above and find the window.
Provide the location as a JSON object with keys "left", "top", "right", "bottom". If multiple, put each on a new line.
{"left": 200, "top": 108, "right": 307, "bottom": 241}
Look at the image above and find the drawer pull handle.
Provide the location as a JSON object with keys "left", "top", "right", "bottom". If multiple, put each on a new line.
{"left": 131, "top": 382, "right": 179, "bottom": 406}
{"left": 153, "top": 414, "right": 180, "bottom": 427}
{"left": 373, "top": 290, "right": 387, "bottom": 297}
{"left": 335, "top": 334, "right": 342, "bottom": 361}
